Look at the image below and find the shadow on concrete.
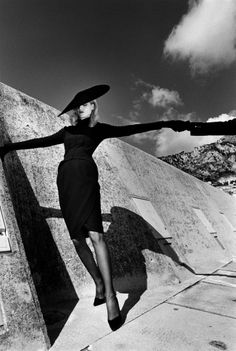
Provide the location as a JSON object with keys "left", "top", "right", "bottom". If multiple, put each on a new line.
{"left": 2, "top": 149, "right": 78, "bottom": 345}
{"left": 102, "top": 206, "right": 196, "bottom": 323}
{"left": 42, "top": 205, "right": 235, "bottom": 325}
{"left": 103, "top": 207, "right": 236, "bottom": 322}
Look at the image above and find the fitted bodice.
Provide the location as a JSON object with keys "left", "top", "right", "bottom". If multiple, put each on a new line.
{"left": 63, "top": 123, "right": 101, "bottom": 161}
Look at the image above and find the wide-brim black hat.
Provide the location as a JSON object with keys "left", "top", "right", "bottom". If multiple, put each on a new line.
{"left": 58, "top": 84, "right": 110, "bottom": 116}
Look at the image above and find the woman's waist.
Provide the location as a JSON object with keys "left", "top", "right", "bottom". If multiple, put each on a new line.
{"left": 58, "top": 155, "right": 96, "bottom": 168}
{"left": 64, "top": 149, "right": 94, "bottom": 160}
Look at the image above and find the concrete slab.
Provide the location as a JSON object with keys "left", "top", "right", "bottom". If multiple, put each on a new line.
{"left": 91, "top": 303, "right": 236, "bottom": 351}
{"left": 50, "top": 261, "right": 233, "bottom": 351}
{"left": 168, "top": 281, "right": 236, "bottom": 318}
{"left": 49, "top": 276, "right": 204, "bottom": 351}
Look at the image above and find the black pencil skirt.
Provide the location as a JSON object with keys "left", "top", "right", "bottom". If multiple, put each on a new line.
{"left": 56, "top": 158, "right": 104, "bottom": 240}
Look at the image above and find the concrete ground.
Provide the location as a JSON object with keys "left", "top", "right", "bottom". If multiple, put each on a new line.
{"left": 49, "top": 260, "right": 236, "bottom": 351}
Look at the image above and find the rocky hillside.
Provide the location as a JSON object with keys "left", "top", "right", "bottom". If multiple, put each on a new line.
{"left": 160, "top": 136, "right": 236, "bottom": 196}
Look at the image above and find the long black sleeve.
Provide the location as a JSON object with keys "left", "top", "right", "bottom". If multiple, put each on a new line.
{"left": 190, "top": 120, "right": 236, "bottom": 135}
{"left": 100, "top": 121, "right": 164, "bottom": 139}
{"left": 4, "top": 128, "right": 65, "bottom": 151}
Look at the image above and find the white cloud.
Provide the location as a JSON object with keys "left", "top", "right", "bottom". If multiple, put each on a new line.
{"left": 155, "top": 129, "right": 219, "bottom": 156}
{"left": 155, "top": 113, "right": 235, "bottom": 156}
{"left": 207, "top": 113, "right": 235, "bottom": 123}
{"left": 162, "top": 107, "right": 192, "bottom": 121}
{"left": 164, "top": 0, "right": 236, "bottom": 75}
{"left": 143, "top": 86, "right": 183, "bottom": 108}
{"left": 135, "top": 79, "right": 183, "bottom": 108}
{"left": 228, "top": 110, "right": 236, "bottom": 117}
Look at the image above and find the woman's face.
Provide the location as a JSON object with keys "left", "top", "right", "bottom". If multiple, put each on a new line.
{"left": 70, "top": 102, "right": 94, "bottom": 125}
{"left": 78, "top": 102, "right": 94, "bottom": 119}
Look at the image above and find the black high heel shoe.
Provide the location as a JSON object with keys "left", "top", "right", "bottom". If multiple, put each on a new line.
{"left": 106, "top": 294, "right": 122, "bottom": 331}
{"left": 93, "top": 296, "right": 106, "bottom": 306}
{"left": 108, "top": 313, "right": 122, "bottom": 331}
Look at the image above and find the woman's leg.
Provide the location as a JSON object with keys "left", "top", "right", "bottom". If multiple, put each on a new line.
{"left": 88, "top": 231, "right": 120, "bottom": 320}
{"left": 72, "top": 238, "right": 105, "bottom": 298}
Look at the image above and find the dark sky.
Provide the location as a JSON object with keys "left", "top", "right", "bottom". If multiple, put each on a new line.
{"left": 1, "top": 0, "right": 236, "bottom": 156}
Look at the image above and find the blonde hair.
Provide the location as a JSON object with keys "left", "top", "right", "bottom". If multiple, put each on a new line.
{"left": 88, "top": 100, "right": 99, "bottom": 127}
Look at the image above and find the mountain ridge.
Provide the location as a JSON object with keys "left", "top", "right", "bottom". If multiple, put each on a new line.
{"left": 159, "top": 136, "right": 236, "bottom": 195}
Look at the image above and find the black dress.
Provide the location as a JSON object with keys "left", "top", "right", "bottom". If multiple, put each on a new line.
{"left": 5, "top": 119, "right": 162, "bottom": 240}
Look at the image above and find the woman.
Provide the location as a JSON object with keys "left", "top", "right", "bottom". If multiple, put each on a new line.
{"left": 0, "top": 84, "right": 173, "bottom": 331}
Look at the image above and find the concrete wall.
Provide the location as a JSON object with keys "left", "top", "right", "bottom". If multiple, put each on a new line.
{"left": 0, "top": 82, "right": 236, "bottom": 349}
{"left": 0, "top": 151, "right": 50, "bottom": 350}
{"left": 0, "top": 83, "right": 79, "bottom": 350}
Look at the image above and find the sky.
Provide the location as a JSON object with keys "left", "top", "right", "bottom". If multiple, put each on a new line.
{"left": 1, "top": 0, "right": 236, "bottom": 157}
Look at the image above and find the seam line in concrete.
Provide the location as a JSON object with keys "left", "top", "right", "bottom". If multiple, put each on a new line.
{"left": 201, "top": 280, "right": 236, "bottom": 288}
{"left": 220, "top": 269, "right": 236, "bottom": 273}
{"left": 219, "top": 259, "right": 233, "bottom": 268}
{"left": 217, "top": 269, "right": 236, "bottom": 274}
{"left": 166, "top": 301, "right": 236, "bottom": 320}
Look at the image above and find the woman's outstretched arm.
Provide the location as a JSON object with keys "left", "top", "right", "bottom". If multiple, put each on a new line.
{"left": 101, "top": 118, "right": 236, "bottom": 136}
{"left": 0, "top": 128, "right": 65, "bottom": 160}
{"left": 99, "top": 121, "right": 171, "bottom": 139}
{"left": 189, "top": 119, "right": 236, "bottom": 135}
{"left": 165, "top": 119, "right": 236, "bottom": 135}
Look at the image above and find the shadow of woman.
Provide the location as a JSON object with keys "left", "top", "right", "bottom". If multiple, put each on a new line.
{"left": 102, "top": 206, "right": 196, "bottom": 323}
{"left": 2, "top": 148, "right": 78, "bottom": 345}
